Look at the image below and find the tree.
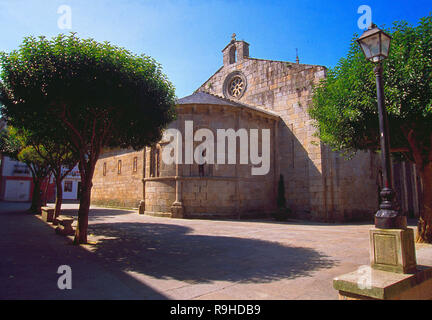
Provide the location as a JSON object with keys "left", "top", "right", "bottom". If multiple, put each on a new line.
{"left": 0, "top": 33, "right": 176, "bottom": 244}
{"left": 0, "top": 127, "right": 51, "bottom": 213}
{"left": 21, "top": 127, "right": 78, "bottom": 220}
{"left": 39, "top": 143, "right": 77, "bottom": 221}
{"left": 309, "top": 15, "right": 432, "bottom": 243}
{"left": 18, "top": 146, "right": 52, "bottom": 213}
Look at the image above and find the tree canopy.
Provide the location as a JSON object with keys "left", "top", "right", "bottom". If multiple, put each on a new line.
{"left": 309, "top": 15, "right": 432, "bottom": 242}
{"left": 310, "top": 15, "right": 432, "bottom": 161}
{"left": 0, "top": 33, "right": 177, "bottom": 243}
{"left": 0, "top": 33, "right": 176, "bottom": 153}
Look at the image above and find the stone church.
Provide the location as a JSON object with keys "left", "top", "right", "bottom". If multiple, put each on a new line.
{"left": 91, "top": 35, "right": 421, "bottom": 222}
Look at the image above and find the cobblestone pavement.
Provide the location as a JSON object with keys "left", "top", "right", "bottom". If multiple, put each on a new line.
{"left": 1, "top": 201, "right": 431, "bottom": 300}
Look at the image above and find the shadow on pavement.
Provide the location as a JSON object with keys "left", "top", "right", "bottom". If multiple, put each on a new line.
{"left": 59, "top": 207, "right": 135, "bottom": 221}
{"left": 0, "top": 204, "right": 168, "bottom": 300}
{"left": 88, "top": 222, "right": 337, "bottom": 284}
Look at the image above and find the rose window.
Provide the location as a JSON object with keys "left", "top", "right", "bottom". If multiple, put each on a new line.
{"left": 223, "top": 71, "right": 247, "bottom": 99}
{"left": 229, "top": 77, "right": 244, "bottom": 98}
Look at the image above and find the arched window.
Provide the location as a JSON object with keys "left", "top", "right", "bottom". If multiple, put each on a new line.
{"left": 229, "top": 46, "right": 236, "bottom": 64}
{"left": 150, "top": 145, "right": 161, "bottom": 177}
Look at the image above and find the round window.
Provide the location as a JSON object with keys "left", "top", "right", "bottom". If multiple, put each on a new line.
{"left": 223, "top": 71, "right": 247, "bottom": 99}
{"left": 229, "top": 77, "right": 245, "bottom": 98}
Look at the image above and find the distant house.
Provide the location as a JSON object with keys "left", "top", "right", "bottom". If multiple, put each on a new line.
{"left": 0, "top": 155, "right": 54, "bottom": 202}
{"left": 61, "top": 165, "right": 81, "bottom": 200}
{"left": 0, "top": 155, "right": 82, "bottom": 202}
{"left": 0, "top": 118, "right": 80, "bottom": 202}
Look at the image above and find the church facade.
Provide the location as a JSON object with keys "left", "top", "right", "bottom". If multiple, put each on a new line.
{"left": 90, "top": 36, "right": 421, "bottom": 222}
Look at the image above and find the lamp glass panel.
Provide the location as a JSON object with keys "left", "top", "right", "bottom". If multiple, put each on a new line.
{"left": 381, "top": 33, "right": 391, "bottom": 57}
{"left": 360, "top": 34, "right": 380, "bottom": 60}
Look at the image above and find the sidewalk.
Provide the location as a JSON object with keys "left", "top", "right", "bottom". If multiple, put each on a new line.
{"left": 0, "top": 202, "right": 167, "bottom": 299}
{"left": 1, "top": 201, "right": 432, "bottom": 300}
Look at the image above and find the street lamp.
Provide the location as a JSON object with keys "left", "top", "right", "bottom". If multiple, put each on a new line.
{"left": 357, "top": 23, "right": 406, "bottom": 229}
{"left": 332, "top": 24, "right": 416, "bottom": 289}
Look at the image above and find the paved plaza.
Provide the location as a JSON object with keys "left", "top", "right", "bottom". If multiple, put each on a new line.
{"left": 1, "top": 201, "right": 431, "bottom": 300}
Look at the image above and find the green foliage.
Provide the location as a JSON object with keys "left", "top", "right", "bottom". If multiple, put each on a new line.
{"left": 0, "top": 33, "right": 177, "bottom": 242}
{"left": 0, "top": 32, "right": 177, "bottom": 154}
{"left": 17, "top": 145, "right": 47, "bottom": 168}
{"left": 0, "top": 126, "right": 22, "bottom": 159}
{"left": 0, "top": 126, "right": 50, "bottom": 173}
{"left": 310, "top": 15, "right": 432, "bottom": 163}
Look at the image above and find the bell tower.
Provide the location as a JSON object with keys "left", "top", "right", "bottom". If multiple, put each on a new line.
{"left": 222, "top": 33, "right": 250, "bottom": 66}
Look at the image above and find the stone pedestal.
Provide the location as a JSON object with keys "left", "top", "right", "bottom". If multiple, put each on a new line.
{"left": 55, "top": 216, "right": 75, "bottom": 236}
{"left": 41, "top": 207, "right": 55, "bottom": 222}
{"left": 334, "top": 265, "right": 432, "bottom": 300}
{"left": 370, "top": 228, "right": 417, "bottom": 274}
{"left": 333, "top": 226, "right": 432, "bottom": 300}
{"left": 170, "top": 202, "right": 184, "bottom": 219}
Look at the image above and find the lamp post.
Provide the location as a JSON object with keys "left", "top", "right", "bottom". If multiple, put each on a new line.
{"left": 357, "top": 24, "right": 406, "bottom": 230}
{"left": 333, "top": 25, "right": 418, "bottom": 297}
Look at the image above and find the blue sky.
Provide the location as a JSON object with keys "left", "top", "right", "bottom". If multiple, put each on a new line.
{"left": 0, "top": 0, "right": 430, "bottom": 98}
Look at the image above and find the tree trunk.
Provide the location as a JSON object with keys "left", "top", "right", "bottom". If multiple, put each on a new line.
{"left": 73, "top": 178, "right": 92, "bottom": 244}
{"left": 417, "top": 162, "right": 432, "bottom": 243}
{"left": 30, "top": 180, "right": 42, "bottom": 213}
{"left": 42, "top": 173, "right": 51, "bottom": 206}
{"left": 54, "top": 177, "right": 63, "bottom": 220}
{"left": 73, "top": 156, "right": 96, "bottom": 245}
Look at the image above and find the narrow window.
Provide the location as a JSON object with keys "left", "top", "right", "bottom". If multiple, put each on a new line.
{"left": 229, "top": 46, "right": 236, "bottom": 64}
{"left": 150, "top": 147, "right": 156, "bottom": 177}
{"left": 118, "top": 160, "right": 122, "bottom": 174}
{"left": 133, "top": 157, "right": 138, "bottom": 173}
{"left": 103, "top": 162, "right": 107, "bottom": 176}
{"left": 156, "top": 147, "right": 161, "bottom": 177}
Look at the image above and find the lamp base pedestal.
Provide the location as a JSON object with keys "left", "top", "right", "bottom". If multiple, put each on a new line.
{"left": 334, "top": 265, "right": 432, "bottom": 300}
{"left": 369, "top": 227, "right": 417, "bottom": 274}
{"left": 333, "top": 227, "right": 432, "bottom": 300}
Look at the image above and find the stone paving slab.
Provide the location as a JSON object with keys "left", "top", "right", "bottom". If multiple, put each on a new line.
{"left": 1, "top": 201, "right": 431, "bottom": 300}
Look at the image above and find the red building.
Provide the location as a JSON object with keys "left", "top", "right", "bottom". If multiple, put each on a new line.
{"left": 0, "top": 155, "right": 55, "bottom": 203}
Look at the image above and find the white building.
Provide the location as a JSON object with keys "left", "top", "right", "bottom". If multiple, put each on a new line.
{"left": 61, "top": 165, "right": 81, "bottom": 200}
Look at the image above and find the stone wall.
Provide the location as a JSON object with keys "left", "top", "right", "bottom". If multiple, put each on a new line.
{"left": 144, "top": 179, "right": 176, "bottom": 214}
{"left": 197, "top": 40, "right": 384, "bottom": 221}
{"left": 198, "top": 54, "right": 329, "bottom": 219}
{"left": 142, "top": 102, "right": 278, "bottom": 218}
{"left": 90, "top": 38, "right": 421, "bottom": 222}
{"left": 321, "top": 149, "right": 381, "bottom": 221}
{"left": 91, "top": 148, "right": 144, "bottom": 208}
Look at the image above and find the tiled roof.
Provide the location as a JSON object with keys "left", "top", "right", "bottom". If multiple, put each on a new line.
{"left": 176, "top": 91, "right": 280, "bottom": 118}
{"left": 177, "top": 91, "right": 240, "bottom": 107}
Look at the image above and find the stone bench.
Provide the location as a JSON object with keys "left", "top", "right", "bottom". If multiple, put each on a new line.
{"left": 55, "top": 216, "right": 75, "bottom": 236}
{"left": 41, "top": 206, "right": 55, "bottom": 222}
